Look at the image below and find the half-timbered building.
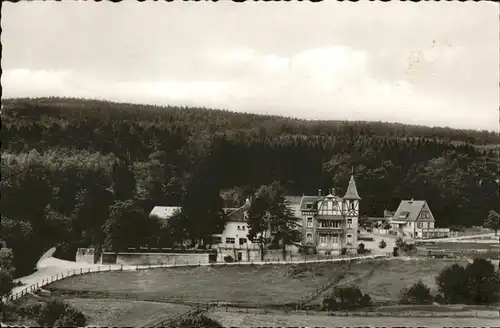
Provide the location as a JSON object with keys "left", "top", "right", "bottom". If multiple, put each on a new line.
{"left": 287, "top": 175, "right": 361, "bottom": 255}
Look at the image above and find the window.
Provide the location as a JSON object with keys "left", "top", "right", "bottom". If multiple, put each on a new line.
{"left": 226, "top": 237, "right": 235, "bottom": 244}
{"left": 306, "top": 233, "right": 313, "bottom": 243}
{"left": 347, "top": 218, "right": 353, "bottom": 228}
{"left": 332, "top": 234, "right": 339, "bottom": 244}
{"left": 350, "top": 202, "right": 355, "bottom": 210}
{"left": 346, "top": 234, "right": 353, "bottom": 245}
{"left": 242, "top": 226, "right": 246, "bottom": 231}
{"left": 239, "top": 238, "right": 247, "bottom": 245}
{"left": 320, "top": 236, "right": 327, "bottom": 244}
{"left": 212, "top": 236, "right": 222, "bottom": 244}
{"left": 321, "top": 221, "right": 340, "bottom": 228}
{"left": 237, "top": 225, "right": 240, "bottom": 230}
{"left": 417, "top": 222, "right": 423, "bottom": 229}
{"left": 307, "top": 217, "right": 313, "bottom": 227}
{"left": 306, "top": 203, "right": 313, "bottom": 209}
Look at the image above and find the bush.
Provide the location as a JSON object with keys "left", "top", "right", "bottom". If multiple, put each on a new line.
{"left": 393, "top": 247, "right": 399, "bottom": 257}
{"left": 35, "top": 298, "right": 87, "bottom": 327}
{"left": 356, "top": 243, "right": 366, "bottom": 255}
{"left": 378, "top": 239, "right": 387, "bottom": 249}
{"left": 223, "top": 255, "right": 234, "bottom": 263}
{"left": 322, "top": 285, "right": 372, "bottom": 311}
{"left": 399, "top": 280, "right": 433, "bottom": 304}
{"left": 173, "top": 313, "right": 222, "bottom": 328}
{"left": 53, "top": 307, "right": 87, "bottom": 327}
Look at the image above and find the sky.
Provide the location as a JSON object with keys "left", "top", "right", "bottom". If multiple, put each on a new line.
{"left": 2, "top": 1, "right": 499, "bottom": 131}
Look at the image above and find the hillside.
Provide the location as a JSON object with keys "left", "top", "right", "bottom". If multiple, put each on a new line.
{"left": 1, "top": 97, "right": 499, "bottom": 277}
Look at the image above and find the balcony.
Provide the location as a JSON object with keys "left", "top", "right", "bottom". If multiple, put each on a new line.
{"left": 317, "top": 225, "right": 344, "bottom": 231}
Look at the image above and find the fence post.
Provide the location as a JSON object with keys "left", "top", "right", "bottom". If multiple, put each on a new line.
{"left": 121, "top": 264, "right": 123, "bottom": 271}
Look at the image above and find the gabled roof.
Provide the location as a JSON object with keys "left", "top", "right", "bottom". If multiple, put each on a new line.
{"left": 149, "top": 206, "right": 181, "bottom": 220}
{"left": 343, "top": 175, "right": 361, "bottom": 200}
{"left": 391, "top": 200, "right": 427, "bottom": 222}
{"left": 300, "top": 196, "right": 319, "bottom": 210}
{"left": 226, "top": 202, "right": 251, "bottom": 222}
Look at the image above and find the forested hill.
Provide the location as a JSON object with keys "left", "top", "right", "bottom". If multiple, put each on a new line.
{"left": 2, "top": 97, "right": 499, "bottom": 145}
{"left": 1, "top": 97, "right": 499, "bottom": 275}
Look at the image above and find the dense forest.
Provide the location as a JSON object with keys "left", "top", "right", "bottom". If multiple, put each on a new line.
{"left": 1, "top": 97, "right": 499, "bottom": 276}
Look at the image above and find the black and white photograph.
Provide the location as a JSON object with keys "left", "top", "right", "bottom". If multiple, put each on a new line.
{"left": 1, "top": 1, "right": 499, "bottom": 327}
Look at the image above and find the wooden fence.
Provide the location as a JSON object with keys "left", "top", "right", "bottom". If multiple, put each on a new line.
{"left": 7, "top": 254, "right": 389, "bottom": 302}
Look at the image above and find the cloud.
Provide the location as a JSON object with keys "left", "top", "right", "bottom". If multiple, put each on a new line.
{"left": 1, "top": 1, "right": 497, "bottom": 131}
{"left": 6, "top": 45, "right": 496, "bottom": 131}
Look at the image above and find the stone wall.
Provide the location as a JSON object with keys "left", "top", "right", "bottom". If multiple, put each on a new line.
{"left": 75, "top": 248, "right": 97, "bottom": 264}
{"left": 100, "top": 252, "right": 209, "bottom": 266}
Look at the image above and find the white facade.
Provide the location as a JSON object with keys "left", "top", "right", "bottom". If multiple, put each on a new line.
{"left": 211, "top": 220, "right": 253, "bottom": 247}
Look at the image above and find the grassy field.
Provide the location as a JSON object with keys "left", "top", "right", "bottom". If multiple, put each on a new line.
{"left": 48, "top": 262, "right": 352, "bottom": 306}
{"left": 64, "top": 298, "right": 192, "bottom": 327}
{"left": 341, "top": 258, "right": 469, "bottom": 302}
{"left": 47, "top": 258, "right": 469, "bottom": 307}
{"left": 207, "top": 310, "right": 500, "bottom": 328}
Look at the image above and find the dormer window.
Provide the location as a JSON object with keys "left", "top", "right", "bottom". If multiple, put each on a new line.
{"left": 399, "top": 211, "right": 410, "bottom": 219}
{"left": 306, "top": 203, "right": 312, "bottom": 209}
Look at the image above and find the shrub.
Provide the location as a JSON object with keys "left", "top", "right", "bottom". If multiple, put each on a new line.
{"left": 399, "top": 280, "right": 433, "bottom": 304}
{"left": 356, "top": 243, "right": 366, "bottom": 255}
{"left": 395, "top": 237, "right": 404, "bottom": 248}
{"left": 392, "top": 247, "right": 399, "bottom": 257}
{"left": 378, "top": 240, "right": 387, "bottom": 249}
{"left": 322, "top": 285, "right": 372, "bottom": 311}
{"left": 35, "top": 298, "right": 87, "bottom": 327}
{"left": 173, "top": 313, "right": 222, "bottom": 328}
{"left": 53, "top": 307, "right": 87, "bottom": 327}
{"left": 223, "top": 255, "right": 234, "bottom": 263}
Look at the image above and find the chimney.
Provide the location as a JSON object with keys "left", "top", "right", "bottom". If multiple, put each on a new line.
{"left": 331, "top": 188, "right": 335, "bottom": 196}
{"left": 318, "top": 189, "right": 322, "bottom": 197}
{"left": 409, "top": 198, "right": 414, "bottom": 203}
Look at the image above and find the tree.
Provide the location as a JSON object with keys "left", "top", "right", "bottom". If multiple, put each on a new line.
{"left": 0, "top": 248, "right": 15, "bottom": 322}
{"left": 103, "top": 200, "right": 153, "bottom": 251}
{"left": 464, "top": 258, "right": 500, "bottom": 304}
{"left": 247, "top": 182, "right": 300, "bottom": 260}
{"left": 399, "top": 280, "right": 433, "bottom": 304}
{"left": 174, "top": 147, "right": 228, "bottom": 248}
{"left": 436, "top": 263, "right": 470, "bottom": 304}
{"left": 72, "top": 184, "right": 115, "bottom": 246}
{"left": 378, "top": 239, "right": 387, "bottom": 249}
{"left": 247, "top": 195, "right": 271, "bottom": 261}
{"left": 484, "top": 210, "right": 500, "bottom": 236}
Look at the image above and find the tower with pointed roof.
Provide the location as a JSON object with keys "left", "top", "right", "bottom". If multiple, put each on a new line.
{"left": 342, "top": 174, "right": 361, "bottom": 247}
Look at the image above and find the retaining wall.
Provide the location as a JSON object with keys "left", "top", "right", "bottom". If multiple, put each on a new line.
{"left": 101, "top": 252, "right": 210, "bottom": 266}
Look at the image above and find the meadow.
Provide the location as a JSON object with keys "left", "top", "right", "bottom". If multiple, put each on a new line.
{"left": 47, "top": 258, "right": 468, "bottom": 307}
